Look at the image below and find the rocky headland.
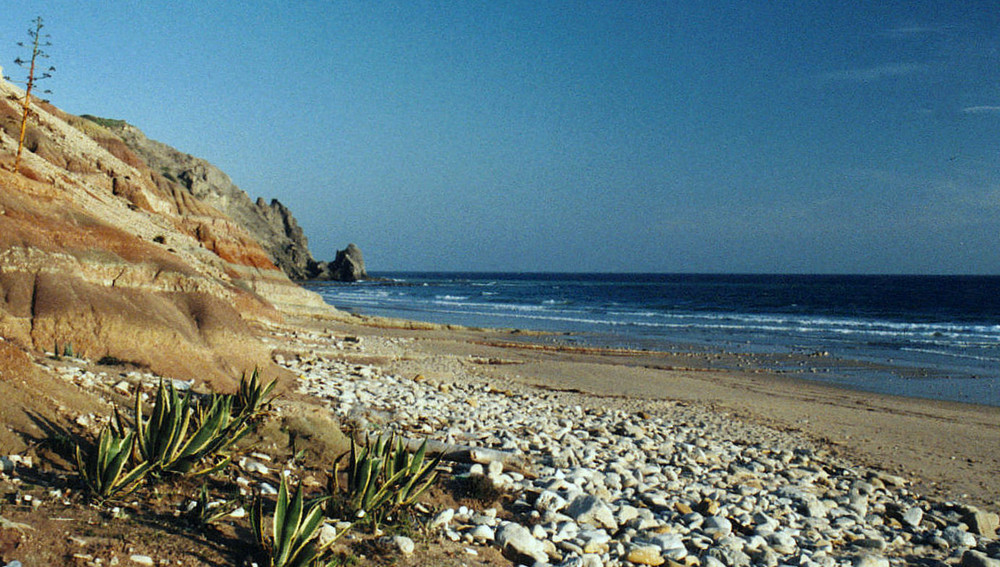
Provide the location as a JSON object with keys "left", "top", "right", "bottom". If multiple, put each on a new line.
{"left": 102, "top": 118, "right": 368, "bottom": 282}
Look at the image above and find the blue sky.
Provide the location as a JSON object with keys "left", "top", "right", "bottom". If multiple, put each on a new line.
{"left": 3, "top": 2, "right": 999, "bottom": 274}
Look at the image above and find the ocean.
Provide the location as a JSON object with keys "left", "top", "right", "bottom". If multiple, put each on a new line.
{"left": 304, "top": 273, "right": 1000, "bottom": 407}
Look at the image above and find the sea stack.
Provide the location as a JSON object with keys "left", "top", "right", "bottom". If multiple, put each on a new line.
{"left": 325, "top": 243, "right": 368, "bottom": 282}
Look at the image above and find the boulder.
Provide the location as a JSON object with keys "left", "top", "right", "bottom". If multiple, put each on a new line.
{"left": 310, "top": 243, "right": 368, "bottom": 282}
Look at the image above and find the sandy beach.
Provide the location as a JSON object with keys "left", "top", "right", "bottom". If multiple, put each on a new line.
{"left": 287, "top": 312, "right": 1000, "bottom": 512}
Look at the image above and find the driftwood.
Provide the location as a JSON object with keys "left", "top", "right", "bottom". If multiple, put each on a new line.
{"left": 397, "top": 436, "right": 530, "bottom": 471}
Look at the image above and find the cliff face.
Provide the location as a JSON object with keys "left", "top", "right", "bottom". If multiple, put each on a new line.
{"left": 103, "top": 121, "right": 318, "bottom": 280}
{"left": 0, "top": 80, "right": 329, "bottom": 389}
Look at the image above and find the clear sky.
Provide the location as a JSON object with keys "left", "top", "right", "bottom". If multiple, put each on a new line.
{"left": 3, "top": 2, "right": 999, "bottom": 274}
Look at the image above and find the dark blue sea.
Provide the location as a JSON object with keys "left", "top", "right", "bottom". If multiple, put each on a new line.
{"left": 305, "top": 273, "right": 1000, "bottom": 407}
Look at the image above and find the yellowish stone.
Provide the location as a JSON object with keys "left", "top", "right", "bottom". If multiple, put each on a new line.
{"left": 583, "top": 542, "right": 610, "bottom": 554}
{"left": 652, "top": 525, "right": 674, "bottom": 534}
{"left": 627, "top": 546, "right": 665, "bottom": 566}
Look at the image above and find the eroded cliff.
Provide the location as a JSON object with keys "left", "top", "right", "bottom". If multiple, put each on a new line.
{"left": 0, "top": 80, "right": 330, "bottom": 389}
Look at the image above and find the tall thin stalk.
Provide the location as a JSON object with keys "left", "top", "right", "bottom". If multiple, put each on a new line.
{"left": 5, "top": 16, "right": 55, "bottom": 172}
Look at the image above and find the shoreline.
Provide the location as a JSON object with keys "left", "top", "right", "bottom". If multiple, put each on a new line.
{"left": 288, "top": 311, "right": 1000, "bottom": 511}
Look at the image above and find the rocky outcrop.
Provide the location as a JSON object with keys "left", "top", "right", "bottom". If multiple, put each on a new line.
{"left": 96, "top": 119, "right": 372, "bottom": 282}
{"left": 97, "top": 119, "right": 319, "bottom": 280}
{"left": 254, "top": 197, "right": 314, "bottom": 279}
{"left": 0, "top": 80, "right": 329, "bottom": 389}
{"left": 309, "top": 243, "right": 368, "bottom": 282}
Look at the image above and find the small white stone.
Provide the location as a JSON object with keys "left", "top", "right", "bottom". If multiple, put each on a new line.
{"left": 129, "top": 555, "right": 154, "bottom": 566}
{"left": 430, "top": 508, "right": 455, "bottom": 530}
{"left": 487, "top": 460, "right": 504, "bottom": 477}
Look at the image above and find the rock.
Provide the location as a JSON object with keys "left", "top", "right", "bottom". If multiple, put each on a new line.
{"left": 559, "top": 555, "right": 605, "bottom": 567}
{"left": 944, "top": 526, "right": 978, "bottom": 548}
{"left": 767, "top": 531, "right": 797, "bottom": 554}
{"left": 645, "top": 533, "right": 685, "bottom": 554}
{"left": 706, "top": 543, "right": 751, "bottom": 567}
{"left": 962, "top": 550, "right": 1000, "bottom": 567}
{"left": 627, "top": 544, "right": 666, "bottom": 566}
{"left": 311, "top": 243, "right": 368, "bottom": 282}
{"left": 129, "top": 555, "right": 154, "bottom": 566}
{"left": 964, "top": 511, "right": 1000, "bottom": 538}
{"left": 702, "top": 516, "right": 733, "bottom": 538}
{"left": 854, "top": 538, "right": 887, "bottom": 551}
{"left": 240, "top": 458, "right": 269, "bottom": 475}
{"left": 579, "top": 529, "right": 612, "bottom": 554}
{"left": 487, "top": 459, "right": 504, "bottom": 478}
{"left": 696, "top": 498, "right": 720, "bottom": 516}
{"left": 536, "top": 490, "right": 569, "bottom": 512}
{"left": 496, "top": 522, "right": 548, "bottom": 564}
{"left": 566, "top": 494, "right": 617, "bottom": 530}
{"left": 1, "top": 106, "right": 325, "bottom": 392}
{"left": 852, "top": 556, "right": 889, "bottom": 567}
{"left": 109, "top": 121, "right": 318, "bottom": 281}
{"left": 901, "top": 507, "right": 924, "bottom": 528}
{"left": 317, "top": 523, "right": 342, "bottom": 547}
{"left": 871, "top": 471, "right": 907, "bottom": 487}
{"left": 388, "top": 535, "right": 415, "bottom": 555}
{"left": 470, "top": 525, "right": 495, "bottom": 542}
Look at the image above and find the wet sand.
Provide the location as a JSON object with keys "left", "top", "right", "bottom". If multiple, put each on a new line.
{"left": 288, "top": 313, "right": 1000, "bottom": 511}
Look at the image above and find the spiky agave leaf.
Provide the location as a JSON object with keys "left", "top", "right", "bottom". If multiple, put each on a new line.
{"left": 235, "top": 368, "right": 277, "bottom": 422}
{"left": 74, "top": 426, "right": 150, "bottom": 499}
{"left": 254, "top": 476, "right": 336, "bottom": 567}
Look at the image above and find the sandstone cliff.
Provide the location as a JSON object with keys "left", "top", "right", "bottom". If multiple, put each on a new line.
{"left": 98, "top": 119, "right": 319, "bottom": 280}
{"left": 99, "top": 120, "right": 371, "bottom": 282}
{"left": 0, "top": 80, "right": 330, "bottom": 389}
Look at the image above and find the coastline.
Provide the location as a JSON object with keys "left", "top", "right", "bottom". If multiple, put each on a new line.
{"left": 288, "top": 311, "right": 1000, "bottom": 511}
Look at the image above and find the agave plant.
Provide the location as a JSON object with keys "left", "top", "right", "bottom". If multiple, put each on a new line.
{"left": 385, "top": 436, "right": 442, "bottom": 511}
{"left": 251, "top": 476, "right": 342, "bottom": 567}
{"left": 187, "top": 483, "right": 242, "bottom": 526}
{"left": 333, "top": 432, "right": 441, "bottom": 527}
{"left": 74, "top": 425, "right": 151, "bottom": 500}
{"left": 234, "top": 368, "right": 277, "bottom": 423}
{"left": 134, "top": 380, "right": 240, "bottom": 475}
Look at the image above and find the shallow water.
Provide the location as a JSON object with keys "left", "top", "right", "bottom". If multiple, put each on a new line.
{"left": 306, "top": 273, "right": 1000, "bottom": 406}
